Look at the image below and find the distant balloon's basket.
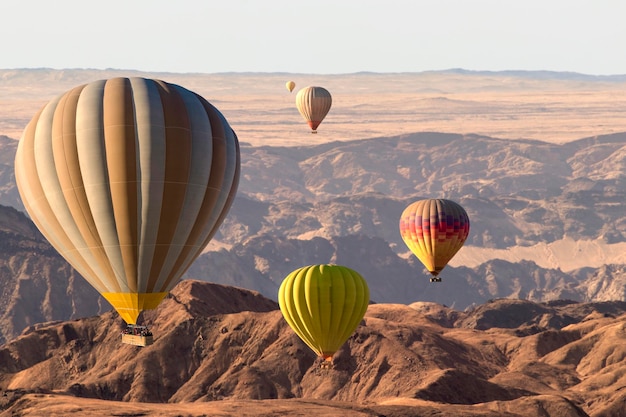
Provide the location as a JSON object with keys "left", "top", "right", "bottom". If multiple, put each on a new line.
{"left": 121, "top": 325, "right": 154, "bottom": 347}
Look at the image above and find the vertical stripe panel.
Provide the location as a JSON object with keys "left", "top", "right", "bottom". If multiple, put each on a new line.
{"left": 280, "top": 268, "right": 319, "bottom": 355}
{"left": 336, "top": 270, "right": 362, "bottom": 350}
{"left": 33, "top": 94, "right": 114, "bottom": 294}
{"left": 159, "top": 101, "right": 241, "bottom": 292}
{"left": 416, "top": 200, "right": 433, "bottom": 271}
{"left": 33, "top": 97, "right": 75, "bottom": 250}
{"left": 76, "top": 80, "right": 127, "bottom": 292}
{"left": 419, "top": 200, "right": 434, "bottom": 271}
{"left": 196, "top": 105, "right": 240, "bottom": 248}
{"left": 296, "top": 89, "right": 311, "bottom": 120}
{"left": 327, "top": 266, "right": 347, "bottom": 351}
{"left": 150, "top": 84, "right": 213, "bottom": 291}
{"left": 129, "top": 77, "right": 166, "bottom": 293}
{"left": 53, "top": 85, "right": 117, "bottom": 292}
{"left": 146, "top": 80, "right": 192, "bottom": 290}
{"left": 17, "top": 107, "right": 109, "bottom": 293}
{"left": 298, "top": 267, "right": 323, "bottom": 353}
{"left": 103, "top": 78, "right": 139, "bottom": 292}
{"left": 157, "top": 99, "right": 228, "bottom": 291}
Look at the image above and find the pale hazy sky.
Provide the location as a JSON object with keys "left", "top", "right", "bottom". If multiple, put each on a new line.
{"left": 2, "top": 0, "right": 625, "bottom": 75}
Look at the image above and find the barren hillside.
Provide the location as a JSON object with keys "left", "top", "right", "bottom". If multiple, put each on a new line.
{"left": 2, "top": 280, "right": 626, "bottom": 416}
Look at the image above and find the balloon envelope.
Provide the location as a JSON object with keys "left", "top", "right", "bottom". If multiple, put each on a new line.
{"left": 399, "top": 199, "right": 470, "bottom": 279}
{"left": 286, "top": 81, "right": 296, "bottom": 92}
{"left": 278, "top": 264, "right": 369, "bottom": 361}
{"left": 15, "top": 77, "right": 240, "bottom": 324}
{"left": 295, "top": 86, "right": 332, "bottom": 132}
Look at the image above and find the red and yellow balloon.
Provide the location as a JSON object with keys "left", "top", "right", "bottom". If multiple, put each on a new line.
{"left": 399, "top": 199, "right": 470, "bottom": 282}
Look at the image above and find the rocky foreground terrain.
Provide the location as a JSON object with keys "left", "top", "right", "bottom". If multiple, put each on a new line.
{"left": 1, "top": 280, "right": 626, "bottom": 417}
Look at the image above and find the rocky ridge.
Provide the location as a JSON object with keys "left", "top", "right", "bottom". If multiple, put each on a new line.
{"left": 2, "top": 280, "right": 626, "bottom": 416}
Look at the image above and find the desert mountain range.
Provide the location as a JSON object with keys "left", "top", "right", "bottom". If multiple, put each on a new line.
{"left": 2, "top": 280, "right": 626, "bottom": 416}
{"left": 1, "top": 69, "right": 626, "bottom": 415}
{"left": 3, "top": 130, "right": 626, "bottom": 336}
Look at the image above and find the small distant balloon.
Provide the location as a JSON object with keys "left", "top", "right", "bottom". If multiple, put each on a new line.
{"left": 399, "top": 199, "right": 470, "bottom": 282}
{"left": 295, "top": 86, "right": 332, "bottom": 133}
{"left": 278, "top": 264, "right": 369, "bottom": 363}
{"left": 286, "top": 81, "right": 296, "bottom": 92}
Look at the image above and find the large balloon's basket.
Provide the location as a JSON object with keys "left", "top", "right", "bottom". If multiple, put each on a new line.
{"left": 430, "top": 277, "right": 442, "bottom": 282}
{"left": 121, "top": 325, "right": 154, "bottom": 347}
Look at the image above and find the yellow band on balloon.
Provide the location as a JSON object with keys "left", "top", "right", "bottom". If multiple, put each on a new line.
{"left": 101, "top": 292, "right": 168, "bottom": 325}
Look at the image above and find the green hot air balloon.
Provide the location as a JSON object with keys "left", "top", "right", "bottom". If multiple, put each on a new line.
{"left": 278, "top": 264, "right": 369, "bottom": 363}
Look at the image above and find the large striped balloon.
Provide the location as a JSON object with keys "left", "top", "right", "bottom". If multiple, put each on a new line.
{"left": 15, "top": 77, "right": 240, "bottom": 324}
{"left": 399, "top": 199, "right": 470, "bottom": 282}
{"left": 278, "top": 264, "right": 369, "bottom": 362}
{"left": 295, "top": 86, "right": 332, "bottom": 133}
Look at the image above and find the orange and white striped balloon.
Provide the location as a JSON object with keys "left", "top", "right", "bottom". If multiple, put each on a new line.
{"left": 295, "top": 86, "right": 332, "bottom": 133}
{"left": 15, "top": 77, "right": 240, "bottom": 324}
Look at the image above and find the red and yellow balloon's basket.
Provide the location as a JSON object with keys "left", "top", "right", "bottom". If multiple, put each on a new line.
{"left": 315, "top": 352, "right": 337, "bottom": 370}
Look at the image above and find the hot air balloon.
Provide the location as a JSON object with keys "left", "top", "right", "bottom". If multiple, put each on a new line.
{"left": 278, "top": 264, "right": 369, "bottom": 365}
{"left": 286, "top": 81, "right": 296, "bottom": 93}
{"left": 399, "top": 199, "right": 470, "bottom": 282}
{"left": 15, "top": 77, "right": 240, "bottom": 345}
{"left": 295, "top": 86, "right": 332, "bottom": 133}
